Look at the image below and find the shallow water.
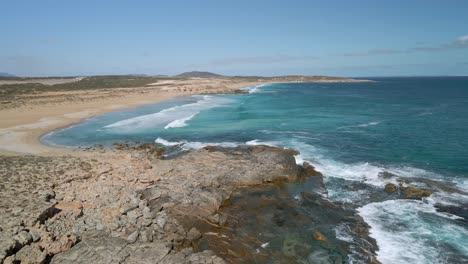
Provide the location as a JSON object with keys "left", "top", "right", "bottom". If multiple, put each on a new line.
{"left": 43, "top": 77, "right": 468, "bottom": 263}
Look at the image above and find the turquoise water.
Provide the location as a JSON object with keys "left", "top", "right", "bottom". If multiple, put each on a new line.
{"left": 43, "top": 77, "right": 468, "bottom": 263}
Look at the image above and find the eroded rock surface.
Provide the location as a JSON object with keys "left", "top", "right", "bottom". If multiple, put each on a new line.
{"left": 1, "top": 144, "right": 313, "bottom": 263}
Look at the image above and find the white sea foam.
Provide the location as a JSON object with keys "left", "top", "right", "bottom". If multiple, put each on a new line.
{"left": 334, "top": 224, "right": 354, "bottom": 243}
{"left": 358, "top": 199, "right": 468, "bottom": 264}
{"left": 242, "top": 84, "right": 266, "bottom": 94}
{"left": 357, "top": 121, "right": 380, "bottom": 127}
{"left": 338, "top": 121, "right": 381, "bottom": 130}
{"left": 260, "top": 242, "right": 270, "bottom": 248}
{"left": 164, "top": 113, "right": 198, "bottom": 129}
{"left": 245, "top": 139, "right": 277, "bottom": 146}
{"left": 155, "top": 137, "right": 238, "bottom": 150}
{"left": 105, "top": 95, "right": 234, "bottom": 131}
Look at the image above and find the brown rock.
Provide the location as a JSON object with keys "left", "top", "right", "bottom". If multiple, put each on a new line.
{"left": 312, "top": 231, "right": 327, "bottom": 241}
{"left": 384, "top": 183, "right": 398, "bottom": 194}
{"left": 44, "top": 235, "right": 77, "bottom": 255}
{"left": 401, "top": 185, "right": 432, "bottom": 200}
{"left": 301, "top": 162, "right": 323, "bottom": 177}
{"left": 55, "top": 201, "right": 83, "bottom": 211}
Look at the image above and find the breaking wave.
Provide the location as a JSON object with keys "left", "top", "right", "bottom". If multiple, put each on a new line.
{"left": 104, "top": 95, "right": 234, "bottom": 131}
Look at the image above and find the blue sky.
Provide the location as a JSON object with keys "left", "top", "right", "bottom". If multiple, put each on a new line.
{"left": 1, "top": 0, "right": 467, "bottom": 77}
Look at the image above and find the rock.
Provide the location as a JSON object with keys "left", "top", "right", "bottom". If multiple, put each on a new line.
{"left": 139, "top": 230, "right": 153, "bottom": 243}
{"left": 312, "top": 231, "right": 327, "bottom": 241}
{"left": 301, "top": 162, "right": 323, "bottom": 177}
{"left": 123, "top": 242, "right": 170, "bottom": 264}
{"left": 186, "top": 227, "right": 202, "bottom": 241}
{"left": 15, "top": 244, "right": 47, "bottom": 264}
{"left": 3, "top": 255, "right": 15, "bottom": 264}
{"left": 435, "top": 204, "right": 468, "bottom": 221}
{"left": 51, "top": 235, "right": 130, "bottom": 264}
{"left": 14, "top": 231, "right": 33, "bottom": 246}
{"left": 44, "top": 234, "right": 77, "bottom": 255}
{"left": 400, "top": 185, "right": 432, "bottom": 200}
{"left": 79, "top": 162, "right": 92, "bottom": 172}
{"left": 384, "top": 183, "right": 398, "bottom": 194}
{"left": 55, "top": 201, "right": 83, "bottom": 212}
{"left": 127, "top": 231, "right": 139, "bottom": 243}
{"left": 51, "top": 233, "right": 171, "bottom": 264}
{"left": 154, "top": 212, "right": 167, "bottom": 229}
{"left": 142, "top": 163, "right": 153, "bottom": 170}
{"left": 0, "top": 239, "right": 20, "bottom": 263}
{"left": 378, "top": 171, "right": 398, "bottom": 179}
{"left": 127, "top": 209, "right": 143, "bottom": 223}
{"left": 120, "top": 204, "right": 139, "bottom": 214}
{"left": 55, "top": 193, "right": 65, "bottom": 201}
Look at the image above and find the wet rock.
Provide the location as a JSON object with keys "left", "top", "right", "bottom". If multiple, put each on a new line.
{"left": 400, "top": 185, "right": 432, "bottom": 200}
{"left": 435, "top": 204, "right": 468, "bottom": 221}
{"left": 312, "top": 231, "right": 327, "bottom": 241}
{"left": 307, "top": 249, "right": 333, "bottom": 264}
{"left": 384, "top": 183, "right": 398, "bottom": 194}
{"left": 378, "top": 171, "right": 398, "bottom": 179}
{"left": 301, "top": 162, "right": 323, "bottom": 177}
{"left": 282, "top": 235, "right": 311, "bottom": 258}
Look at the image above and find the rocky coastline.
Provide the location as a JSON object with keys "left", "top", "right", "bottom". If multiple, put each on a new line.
{"left": 0, "top": 144, "right": 357, "bottom": 263}
{"left": 1, "top": 143, "right": 443, "bottom": 263}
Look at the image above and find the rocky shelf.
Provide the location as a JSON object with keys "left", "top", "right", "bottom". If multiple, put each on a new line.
{"left": 0, "top": 144, "right": 383, "bottom": 263}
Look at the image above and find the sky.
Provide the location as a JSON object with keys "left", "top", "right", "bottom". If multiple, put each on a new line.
{"left": 1, "top": 0, "right": 468, "bottom": 77}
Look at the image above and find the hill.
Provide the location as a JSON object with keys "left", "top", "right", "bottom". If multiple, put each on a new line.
{"left": 175, "top": 71, "right": 223, "bottom": 78}
{"left": 0, "top": 72, "right": 16, "bottom": 78}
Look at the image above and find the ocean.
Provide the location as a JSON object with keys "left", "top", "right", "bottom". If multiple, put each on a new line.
{"left": 42, "top": 77, "right": 468, "bottom": 263}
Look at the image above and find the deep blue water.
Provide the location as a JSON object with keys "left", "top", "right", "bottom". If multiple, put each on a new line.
{"left": 43, "top": 77, "right": 468, "bottom": 263}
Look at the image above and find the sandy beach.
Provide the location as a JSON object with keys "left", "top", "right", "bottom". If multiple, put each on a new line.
{"left": 0, "top": 76, "right": 368, "bottom": 155}
{"left": 0, "top": 78, "right": 265, "bottom": 155}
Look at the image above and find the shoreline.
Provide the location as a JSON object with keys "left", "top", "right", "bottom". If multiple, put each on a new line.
{"left": 0, "top": 80, "right": 264, "bottom": 155}
{"left": 0, "top": 78, "right": 370, "bottom": 156}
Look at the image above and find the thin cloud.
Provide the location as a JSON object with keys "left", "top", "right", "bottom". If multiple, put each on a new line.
{"left": 336, "top": 34, "right": 468, "bottom": 57}
{"left": 450, "top": 34, "right": 468, "bottom": 47}
{"left": 338, "top": 49, "right": 402, "bottom": 57}
{"left": 209, "top": 54, "right": 318, "bottom": 66}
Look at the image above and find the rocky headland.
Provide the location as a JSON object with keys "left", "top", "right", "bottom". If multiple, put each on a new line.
{"left": 0, "top": 143, "right": 455, "bottom": 263}
{"left": 0, "top": 144, "right": 352, "bottom": 263}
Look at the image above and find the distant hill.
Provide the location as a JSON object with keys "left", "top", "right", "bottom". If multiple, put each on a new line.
{"left": 175, "top": 71, "right": 223, "bottom": 78}
{"left": 0, "top": 72, "right": 16, "bottom": 78}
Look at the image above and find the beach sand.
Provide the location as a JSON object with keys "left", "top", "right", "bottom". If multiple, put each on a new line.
{"left": 0, "top": 78, "right": 262, "bottom": 155}
{"left": 0, "top": 76, "right": 370, "bottom": 155}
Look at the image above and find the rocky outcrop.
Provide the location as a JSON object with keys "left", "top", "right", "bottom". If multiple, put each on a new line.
{"left": 384, "top": 183, "right": 398, "bottom": 194}
{"left": 400, "top": 185, "right": 433, "bottom": 200}
{"left": 0, "top": 144, "right": 317, "bottom": 263}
